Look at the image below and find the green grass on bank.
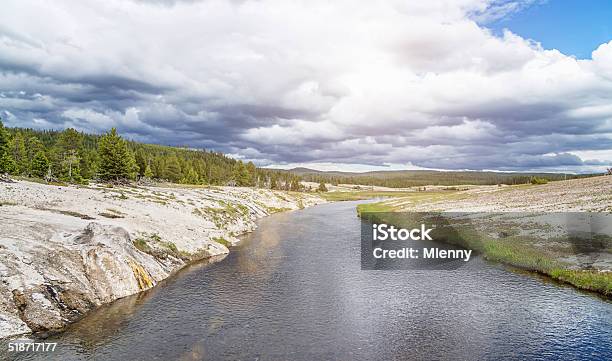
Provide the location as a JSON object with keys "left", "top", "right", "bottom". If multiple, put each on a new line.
{"left": 479, "top": 236, "right": 611, "bottom": 296}
{"left": 356, "top": 202, "right": 398, "bottom": 213}
{"left": 548, "top": 269, "right": 612, "bottom": 295}
{"left": 212, "top": 237, "right": 231, "bottom": 247}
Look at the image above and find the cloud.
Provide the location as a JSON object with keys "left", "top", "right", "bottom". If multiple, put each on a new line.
{"left": 0, "top": 0, "right": 610, "bottom": 172}
{"left": 469, "top": 0, "right": 543, "bottom": 23}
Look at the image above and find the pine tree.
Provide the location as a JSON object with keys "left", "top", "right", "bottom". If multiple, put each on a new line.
{"left": 56, "top": 128, "right": 83, "bottom": 181}
{"left": 152, "top": 156, "right": 164, "bottom": 178}
{"left": 61, "top": 151, "right": 80, "bottom": 182}
{"left": 232, "top": 161, "right": 251, "bottom": 186}
{"left": 31, "top": 151, "right": 49, "bottom": 178}
{"left": 144, "top": 163, "right": 154, "bottom": 178}
{"left": 57, "top": 128, "right": 83, "bottom": 153}
{"left": 10, "top": 132, "right": 28, "bottom": 175}
{"left": 80, "top": 149, "right": 98, "bottom": 179}
{"left": 0, "top": 120, "right": 8, "bottom": 157}
{"left": 0, "top": 120, "right": 12, "bottom": 174}
{"left": 246, "top": 161, "right": 257, "bottom": 186}
{"left": 98, "top": 128, "right": 137, "bottom": 182}
{"left": 26, "top": 137, "right": 45, "bottom": 170}
{"left": 0, "top": 152, "right": 17, "bottom": 174}
{"left": 317, "top": 181, "right": 328, "bottom": 192}
{"left": 270, "top": 175, "right": 278, "bottom": 190}
{"left": 164, "top": 155, "right": 182, "bottom": 182}
{"left": 134, "top": 147, "right": 147, "bottom": 176}
{"left": 180, "top": 167, "right": 200, "bottom": 184}
{"left": 290, "top": 178, "right": 301, "bottom": 191}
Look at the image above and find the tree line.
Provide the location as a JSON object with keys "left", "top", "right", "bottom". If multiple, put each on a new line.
{"left": 0, "top": 120, "right": 302, "bottom": 189}
{"left": 297, "top": 169, "right": 594, "bottom": 187}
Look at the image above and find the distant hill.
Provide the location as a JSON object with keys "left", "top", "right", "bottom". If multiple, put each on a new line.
{"left": 286, "top": 167, "right": 322, "bottom": 175}
{"left": 286, "top": 167, "right": 363, "bottom": 177}
{"left": 284, "top": 167, "right": 596, "bottom": 188}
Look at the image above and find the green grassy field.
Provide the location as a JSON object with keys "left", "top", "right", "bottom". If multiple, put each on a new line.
{"left": 319, "top": 190, "right": 417, "bottom": 202}
{"left": 355, "top": 190, "right": 470, "bottom": 213}
{"left": 320, "top": 188, "right": 471, "bottom": 202}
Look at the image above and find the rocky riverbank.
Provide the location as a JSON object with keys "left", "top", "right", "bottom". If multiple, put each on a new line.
{"left": 0, "top": 180, "right": 324, "bottom": 338}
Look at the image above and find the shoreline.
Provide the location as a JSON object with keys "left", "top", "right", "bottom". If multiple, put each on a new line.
{"left": 0, "top": 179, "right": 325, "bottom": 339}
{"left": 33, "top": 252, "right": 232, "bottom": 341}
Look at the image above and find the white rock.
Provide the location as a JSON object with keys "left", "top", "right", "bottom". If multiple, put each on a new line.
{"left": 0, "top": 180, "right": 325, "bottom": 338}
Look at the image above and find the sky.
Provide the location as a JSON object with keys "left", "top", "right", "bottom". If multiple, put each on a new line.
{"left": 0, "top": 0, "right": 611, "bottom": 173}
{"left": 489, "top": 0, "right": 612, "bottom": 59}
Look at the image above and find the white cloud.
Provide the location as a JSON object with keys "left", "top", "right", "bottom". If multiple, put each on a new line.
{"left": 0, "top": 0, "right": 610, "bottom": 171}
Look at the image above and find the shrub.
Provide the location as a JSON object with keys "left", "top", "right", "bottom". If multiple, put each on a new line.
{"left": 530, "top": 177, "right": 548, "bottom": 185}
{"left": 317, "top": 182, "right": 328, "bottom": 192}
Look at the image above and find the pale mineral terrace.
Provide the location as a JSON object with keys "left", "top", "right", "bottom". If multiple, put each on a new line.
{"left": 0, "top": 180, "right": 324, "bottom": 338}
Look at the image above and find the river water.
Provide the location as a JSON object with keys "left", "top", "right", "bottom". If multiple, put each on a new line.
{"left": 5, "top": 201, "right": 612, "bottom": 360}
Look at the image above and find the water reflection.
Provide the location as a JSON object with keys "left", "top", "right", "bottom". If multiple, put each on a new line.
{"left": 65, "top": 289, "right": 153, "bottom": 349}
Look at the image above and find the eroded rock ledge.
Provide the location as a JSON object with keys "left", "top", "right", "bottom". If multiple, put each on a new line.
{"left": 0, "top": 181, "right": 324, "bottom": 338}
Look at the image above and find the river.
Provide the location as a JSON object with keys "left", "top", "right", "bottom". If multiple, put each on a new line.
{"left": 4, "top": 201, "right": 612, "bottom": 360}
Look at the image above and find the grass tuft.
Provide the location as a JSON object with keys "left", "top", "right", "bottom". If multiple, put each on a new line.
{"left": 212, "top": 237, "right": 231, "bottom": 247}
